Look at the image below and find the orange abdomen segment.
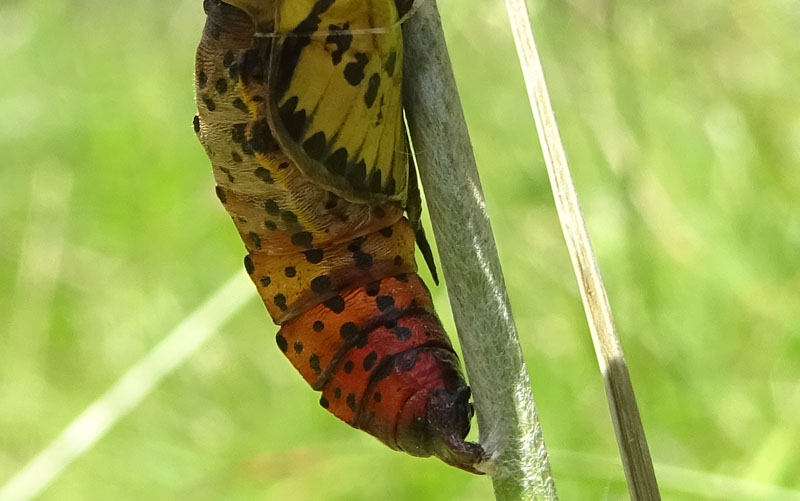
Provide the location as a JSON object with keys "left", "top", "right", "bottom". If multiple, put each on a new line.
{"left": 276, "top": 273, "right": 434, "bottom": 389}
{"left": 247, "top": 218, "right": 418, "bottom": 323}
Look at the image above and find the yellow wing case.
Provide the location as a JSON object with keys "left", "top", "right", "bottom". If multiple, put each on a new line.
{"left": 267, "top": 0, "right": 409, "bottom": 204}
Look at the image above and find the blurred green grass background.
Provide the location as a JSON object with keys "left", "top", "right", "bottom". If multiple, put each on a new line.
{"left": 1, "top": 0, "right": 799, "bottom": 499}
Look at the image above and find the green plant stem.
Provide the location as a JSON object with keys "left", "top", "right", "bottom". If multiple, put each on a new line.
{"left": 402, "top": 2, "right": 558, "bottom": 499}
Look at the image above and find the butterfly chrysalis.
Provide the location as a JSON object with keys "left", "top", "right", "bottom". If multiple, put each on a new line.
{"left": 194, "top": 0, "right": 483, "bottom": 473}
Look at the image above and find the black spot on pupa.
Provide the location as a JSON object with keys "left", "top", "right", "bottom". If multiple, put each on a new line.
{"left": 383, "top": 51, "right": 397, "bottom": 77}
{"left": 373, "top": 392, "right": 382, "bottom": 403}
{"left": 203, "top": 96, "right": 216, "bottom": 112}
{"left": 310, "top": 275, "right": 332, "bottom": 294}
{"left": 240, "top": 140, "right": 254, "bottom": 156}
{"left": 370, "top": 360, "right": 392, "bottom": 383}
{"left": 255, "top": 167, "right": 274, "bottom": 184}
{"left": 238, "top": 46, "right": 265, "bottom": 84}
{"left": 219, "top": 166, "right": 235, "bottom": 183}
{"left": 274, "top": 293, "right": 288, "bottom": 312}
{"left": 193, "top": 115, "right": 200, "bottom": 133}
{"left": 260, "top": 276, "right": 271, "bottom": 287}
{"left": 365, "top": 281, "right": 380, "bottom": 297}
{"left": 232, "top": 98, "right": 248, "bottom": 113}
{"left": 284, "top": 266, "right": 296, "bottom": 278}
{"left": 376, "top": 96, "right": 384, "bottom": 125}
{"left": 394, "top": 256, "right": 404, "bottom": 266}
{"left": 291, "top": 231, "right": 314, "bottom": 249}
{"left": 379, "top": 227, "right": 393, "bottom": 238}
{"left": 304, "top": 249, "right": 324, "bottom": 264}
{"left": 346, "top": 393, "right": 357, "bottom": 411}
{"left": 310, "top": 354, "right": 322, "bottom": 375}
{"left": 396, "top": 273, "right": 409, "bottom": 283}
{"left": 376, "top": 295, "right": 394, "bottom": 312}
{"left": 303, "top": 131, "right": 327, "bottom": 160}
{"left": 232, "top": 151, "right": 243, "bottom": 163}
{"left": 373, "top": 206, "right": 386, "bottom": 219}
{"left": 344, "top": 53, "right": 368, "bottom": 86}
{"left": 320, "top": 396, "right": 330, "bottom": 408}
{"left": 264, "top": 199, "right": 280, "bottom": 215}
{"left": 281, "top": 211, "right": 298, "bottom": 223}
{"left": 244, "top": 255, "right": 255, "bottom": 274}
{"left": 231, "top": 123, "right": 247, "bottom": 143}
{"left": 249, "top": 232, "right": 262, "bottom": 249}
{"left": 368, "top": 170, "right": 382, "bottom": 192}
{"left": 264, "top": 220, "right": 277, "bottom": 231}
{"left": 346, "top": 160, "right": 367, "bottom": 189}
{"left": 250, "top": 119, "right": 278, "bottom": 154}
{"left": 339, "top": 322, "right": 359, "bottom": 342}
{"left": 364, "top": 73, "right": 381, "bottom": 108}
{"left": 293, "top": 341, "right": 304, "bottom": 354}
{"left": 326, "top": 23, "right": 352, "bottom": 65}
{"left": 215, "top": 186, "right": 227, "bottom": 203}
{"left": 362, "top": 351, "right": 378, "bottom": 371}
{"left": 197, "top": 72, "right": 208, "bottom": 88}
{"left": 278, "top": 96, "right": 307, "bottom": 140}
{"left": 334, "top": 387, "right": 342, "bottom": 399}
{"left": 313, "top": 320, "right": 325, "bottom": 332}
{"left": 324, "top": 295, "right": 345, "bottom": 313}
{"left": 325, "top": 148, "right": 348, "bottom": 176}
{"left": 394, "top": 326, "right": 412, "bottom": 341}
{"left": 276, "top": 333, "right": 288, "bottom": 352}
{"left": 354, "top": 252, "right": 373, "bottom": 270}
{"left": 215, "top": 78, "right": 228, "bottom": 94}
{"left": 347, "top": 237, "right": 365, "bottom": 253}
{"left": 343, "top": 360, "right": 355, "bottom": 374}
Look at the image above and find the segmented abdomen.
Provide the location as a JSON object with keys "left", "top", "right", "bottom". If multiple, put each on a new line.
{"left": 194, "top": 1, "right": 482, "bottom": 473}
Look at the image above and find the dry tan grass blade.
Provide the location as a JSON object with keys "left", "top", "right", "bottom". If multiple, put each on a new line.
{"left": 502, "top": 0, "right": 661, "bottom": 498}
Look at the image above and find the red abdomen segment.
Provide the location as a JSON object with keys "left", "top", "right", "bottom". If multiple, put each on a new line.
{"left": 276, "top": 271, "right": 483, "bottom": 473}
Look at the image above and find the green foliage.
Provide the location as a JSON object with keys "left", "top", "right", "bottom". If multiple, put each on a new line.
{"left": 1, "top": 0, "right": 798, "bottom": 499}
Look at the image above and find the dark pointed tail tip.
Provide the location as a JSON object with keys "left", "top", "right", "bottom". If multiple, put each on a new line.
{"left": 428, "top": 388, "right": 485, "bottom": 474}
{"left": 436, "top": 434, "right": 486, "bottom": 475}
{"left": 402, "top": 385, "right": 481, "bottom": 474}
